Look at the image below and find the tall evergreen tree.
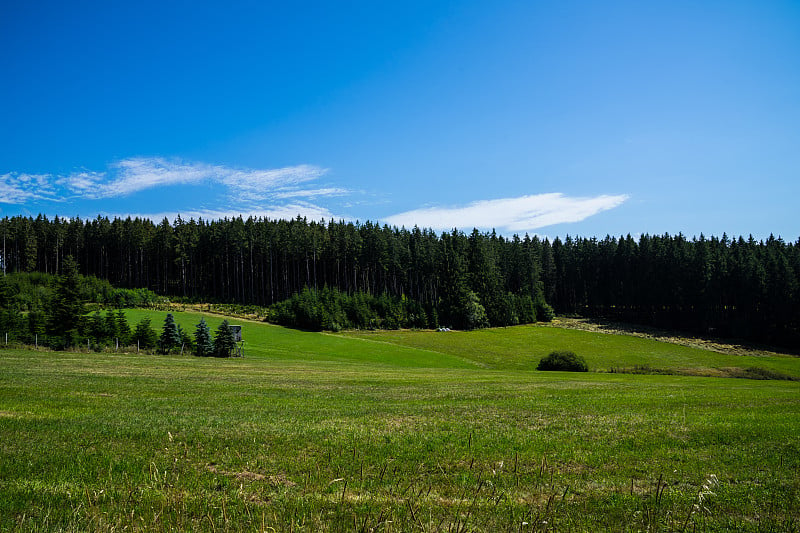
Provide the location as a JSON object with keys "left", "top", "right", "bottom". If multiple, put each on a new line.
{"left": 132, "top": 318, "right": 158, "bottom": 350}
{"left": 104, "top": 310, "right": 118, "bottom": 343}
{"left": 0, "top": 272, "right": 12, "bottom": 309}
{"left": 194, "top": 318, "right": 213, "bottom": 357}
{"left": 0, "top": 273, "right": 21, "bottom": 342}
{"left": 213, "top": 319, "right": 236, "bottom": 357}
{"left": 88, "top": 311, "right": 106, "bottom": 344}
{"left": 159, "top": 313, "right": 181, "bottom": 354}
{"left": 115, "top": 310, "right": 131, "bottom": 346}
{"left": 47, "top": 255, "right": 84, "bottom": 348}
{"left": 26, "top": 310, "right": 46, "bottom": 345}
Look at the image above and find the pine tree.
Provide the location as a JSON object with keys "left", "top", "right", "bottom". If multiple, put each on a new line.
{"left": 194, "top": 318, "right": 213, "bottom": 357}
{"left": 26, "top": 310, "right": 46, "bottom": 345}
{"left": 47, "top": 255, "right": 84, "bottom": 348}
{"left": 132, "top": 318, "right": 158, "bottom": 351}
{"left": 104, "top": 310, "right": 118, "bottom": 342}
{"left": 213, "top": 319, "right": 236, "bottom": 357}
{"left": 115, "top": 310, "right": 131, "bottom": 346}
{"left": 0, "top": 273, "right": 21, "bottom": 342}
{"left": 159, "top": 313, "right": 181, "bottom": 354}
{"left": 0, "top": 273, "right": 12, "bottom": 309}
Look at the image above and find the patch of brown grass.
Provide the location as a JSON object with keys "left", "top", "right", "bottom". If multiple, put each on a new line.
{"left": 205, "top": 464, "right": 297, "bottom": 486}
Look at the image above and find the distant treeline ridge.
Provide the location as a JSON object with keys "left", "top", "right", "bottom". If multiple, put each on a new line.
{"left": 1, "top": 215, "right": 798, "bottom": 345}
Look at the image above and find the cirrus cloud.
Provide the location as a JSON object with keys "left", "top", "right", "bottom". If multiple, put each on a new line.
{"left": 55, "top": 157, "right": 330, "bottom": 201}
{"left": 1, "top": 157, "right": 350, "bottom": 221}
{"left": 0, "top": 172, "right": 59, "bottom": 203}
{"left": 1, "top": 158, "right": 628, "bottom": 234}
{"left": 383, "top": 193, "right": 629, "bottom": 232}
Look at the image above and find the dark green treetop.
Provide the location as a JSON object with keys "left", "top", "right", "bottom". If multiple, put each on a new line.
{"left": 159, "top": 313, "right": 181, "bottom": 354}
{"left": 47, "top": 255, "right": 84, "bottom": 348}
{"left": 194, "top": 317, "right": 213, "bottom": 357}
{"left": 115, "top": 310, "right": 131, "bottom": 345}
{"left": 132, "top": 318, "right": 158, "bottom": 350}
{"left": 213, "top": 319, "right": 236, "bottom": 357}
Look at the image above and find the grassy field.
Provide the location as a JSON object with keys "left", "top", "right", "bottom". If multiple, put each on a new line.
{"left": 340, "top": 324, "right": 800, "bottom": 379}
{"left": 1, "top": 310, "right": 798, "bottom": 531}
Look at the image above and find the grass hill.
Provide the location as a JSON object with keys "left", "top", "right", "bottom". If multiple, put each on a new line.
{"left": 122, "top": 309, "right": 478, "bottom": 369}
{"left": 1, "top": 309, "right": 798, "bottom": 531}
{"left": 125, "top": 308, "right": 800, "bottom": 378}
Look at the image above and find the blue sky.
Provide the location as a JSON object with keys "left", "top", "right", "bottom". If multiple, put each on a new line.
{"left": 1, "top": 0, "right": 798, "bottom": 239}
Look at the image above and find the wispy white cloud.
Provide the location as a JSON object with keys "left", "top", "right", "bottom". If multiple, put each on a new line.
{"left": 1, "top": 157, "right": 350, "bottom": 222}
{"left": 2, "top": 159, "right": 628, "bottom": 234}
{"left": 272, "top": 187, "right": 350, "bottom": 200}
{"left": 0, "top": 173, "right": 59, "bottom": 203}
{"left": 53, "top": 157, "right": 330, "bottom": 201}
{"left": 222, "top": 164, "right": 326, "bottom": 201}
{"left": 97, "top": 158, "right": 213, "bottom": 197}
{"left": 5, "top": 155, "right": 341, "bottom": 196}
{"left": 383, "top": 193, "right": 629, "bottom": 232}
{"left": 55, "top": 171, "right": 105, "bottom": 195}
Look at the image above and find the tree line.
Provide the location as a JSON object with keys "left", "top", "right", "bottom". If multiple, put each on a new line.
{"left": 0, "top": 215, "right": 553, "bottom": 330}
{"left": 1, "top": 215, "right": 798, "bottom": 346}
{"left": 0, "top": 260, "right": 165, "bottom": 348}
{"left": 0, "top": 255, "right": 239, "bottom": 356}
{"left": 544, "top": 233, "right": 799, "bottom": 346}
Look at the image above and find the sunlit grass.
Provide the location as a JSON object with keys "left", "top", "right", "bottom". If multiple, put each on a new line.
{"left": 121, "top": 309, "right": 477, "bottom": 368}
{"left": 341, "top": 324, "right": 800, "bottom": 377}
{"left": 1, "top": 312, "right": 798, "bottom": 531}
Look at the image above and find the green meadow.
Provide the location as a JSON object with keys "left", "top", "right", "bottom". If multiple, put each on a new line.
{"left": 1, "top": 310, "right": 798, "bottom": 531}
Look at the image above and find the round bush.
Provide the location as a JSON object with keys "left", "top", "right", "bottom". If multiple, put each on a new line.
{"left": 537, "top": 350, "right": 588, "bottom": 372}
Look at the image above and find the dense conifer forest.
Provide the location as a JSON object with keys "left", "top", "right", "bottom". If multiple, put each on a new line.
{"left": 1, "top": 215, "right": 798, "bottom": 347}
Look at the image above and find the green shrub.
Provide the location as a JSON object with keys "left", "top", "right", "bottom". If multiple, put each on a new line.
{"left": 270, "top": 287, "right": 432, "bottom": 331}
{"left": 535, "top": 299, "right": 555, "bottom": 322}
{"left": 537, "top": 350, "right": 588, "bottom": 372}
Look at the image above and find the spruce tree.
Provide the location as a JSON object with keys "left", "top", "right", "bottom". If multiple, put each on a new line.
{"left": 115, "top": 310, "right": 131, "bottom": 346}
{"left": 213, "top": 319, "right": 236, "bottom": 357}
{"left": 0, "top": 273, "right": 20, "bottom": 342}
{"left": 26, "top": 310, "right": 46, "bottom": 345}
{"left": 104, "top": 310, "right": 118, "bottom": 343}
{"left": 47, "top": 255, "right": 84, "bottom": 348}
{"left": 89, "top": 311, "right": 105, "bottom": 344}
{"left": 0, "top": 273, "right": 12, "bottom": 309}
{"left": 159, "top": 313, "right": 181, "bottom": 354}
{"left": 194, "top": 318, "right": 213, "bottom": 357}
{"left": 132, "top": 318, "right": 158, "bottom": 351}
